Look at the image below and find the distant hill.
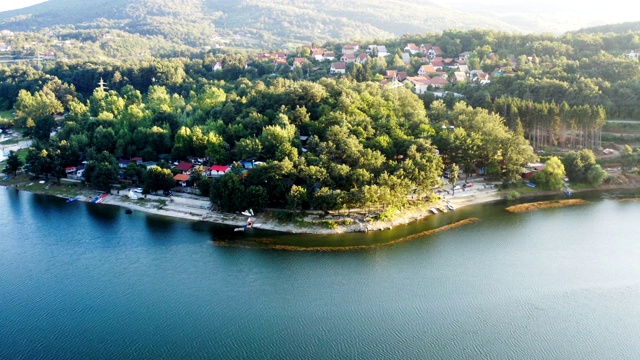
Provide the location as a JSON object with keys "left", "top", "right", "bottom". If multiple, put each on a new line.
{"left": 0, "top": 0, "right": 527, "bottom": 50}
{"left": 572, "top": 21, "right": 640, "bottom": 35}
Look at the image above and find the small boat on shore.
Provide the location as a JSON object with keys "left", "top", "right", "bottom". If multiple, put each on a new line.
{"left": 447, "top": 203, "right": 456, "bottom": 211}
{"left": 564, "top": 189, "right": 573, "bottom": 196}
{"left": 430, "top": 208, "right": 439, "bottom": 214}
{"left": 526, "top": 182, "right": 536, "bottom": 188}
{"left": 90, "top": 195, "right": 101, "bottom": 203}
{"left": 66, "top": 196, "right": 80, "bottom": 203}
{"left": 96, "top": 193, "right": 108, "bottom": 203}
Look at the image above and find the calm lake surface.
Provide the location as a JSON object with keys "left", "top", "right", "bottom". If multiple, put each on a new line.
{"left": 2, "top": 187, "right": 640, "bottom": 359}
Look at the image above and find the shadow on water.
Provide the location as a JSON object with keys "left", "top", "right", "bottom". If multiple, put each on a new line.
{"left": 4, "top": 187, "right": 25, "bottom": 216}
{"left": 85, "top": 202, "right": 120, "bottom": 224}
{"left": 144, "top": 214, "right": 176, "bottom": 236}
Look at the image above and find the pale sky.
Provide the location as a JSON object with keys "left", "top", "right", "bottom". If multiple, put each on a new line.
{"left": 0, "top": 0, "right": 48, "bottom": 12}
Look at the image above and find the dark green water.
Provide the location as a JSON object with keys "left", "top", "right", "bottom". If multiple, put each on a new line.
{"left": 2, "top": 187, "right": 640, "bottom": 359}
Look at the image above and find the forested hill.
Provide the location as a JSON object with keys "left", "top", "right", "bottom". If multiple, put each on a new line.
{"left": 0, "top": 0, "right": 524, "bottom": 49}
{"left": 573, "top": 21, "right": 640, "bottom": 35}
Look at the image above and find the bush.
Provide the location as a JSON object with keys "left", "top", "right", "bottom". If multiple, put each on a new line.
{"left": 507, "top": 190, "right": 520, "bottom": 200}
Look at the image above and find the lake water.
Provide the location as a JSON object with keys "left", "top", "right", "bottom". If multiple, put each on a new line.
{"left": 2, "top": 187, "right": 640, "bottom": 359}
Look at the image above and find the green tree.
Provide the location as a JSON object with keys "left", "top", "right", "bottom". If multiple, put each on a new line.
{"left": 4, "top": 150, "right": 23, "bottom": 176}
{"left": 450, "top": 163, "right": 459, "bottom": 195}
{"left": 210, "top": 172, "right": 245, "bottom": 212}
{"left": 84, "top": 151, "right": 119, "bottom": 191}
{"left": 586, "top": 164, "right": 607, "bottom": 187}
{"left": 532, "top": 156, "right": 566, "bottom": 190}
{"left": 143, "top": 166, "right": 175, "bottom": 193}
{"left": 286, "top": 184, "right": 308, "bottom": 211}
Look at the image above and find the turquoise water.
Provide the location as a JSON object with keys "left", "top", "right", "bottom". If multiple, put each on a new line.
{"left": 2, "top": 187, "right": 640, "bottom": 359}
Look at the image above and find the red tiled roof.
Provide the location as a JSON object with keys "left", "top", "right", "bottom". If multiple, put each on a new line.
{"left": 174, "top": 162, "right": 194, "bottom": 171}
{"left": 210, "top": 165, "right": 230, "bottom": 172}
{"left": 174, "top": 174, "right": 190, "bottom": 181}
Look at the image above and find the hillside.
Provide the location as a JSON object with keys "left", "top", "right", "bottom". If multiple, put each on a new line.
{"left": 0, "top": 0, "right": 525, "bottom": 50}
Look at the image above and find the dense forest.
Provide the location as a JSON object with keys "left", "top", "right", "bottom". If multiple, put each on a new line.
{"left": 3, "top": 25, "right": 640, "bottom": 213}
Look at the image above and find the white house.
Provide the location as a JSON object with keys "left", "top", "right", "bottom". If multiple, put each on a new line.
{"left": 330, "top": 62, "right": 346, "bottom": 74}
{"left": 376, "top": 45, "right": 389, "bottom": 57}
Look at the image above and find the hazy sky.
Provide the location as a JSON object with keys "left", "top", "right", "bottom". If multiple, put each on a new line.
{"left": 0, "top": 0, "right": 48, "bottom": 12}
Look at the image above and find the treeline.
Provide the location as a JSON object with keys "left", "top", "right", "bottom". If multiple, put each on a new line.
{"left": 10, "top": 69, "right": 537, "bottom": 213}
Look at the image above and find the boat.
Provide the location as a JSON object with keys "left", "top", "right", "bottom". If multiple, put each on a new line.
{"left": 430, "top": 208, "right": 439, "bottom": 214}
{"left": 447, "top": 203, "right": 455, "bottom": 211}
{"left": 127, "top": 190, "right": 138, "bottom": 200}
{"left": 438, "top": 206, "right": 447, "bottom": 213}
{"left": 525, "top": 182, "right": 536, "bottom": 188}
{"left": 66, "top": 196, "right": 80, "bottom": 203}
{"left": 125, "top": 209, "right": 133, "bottom": 214}
{"left": 96, "top": 193, "right": 108, "bottom": 203}
{"left": 90, "top": 195, "right": 101, "bottom": 203}
{"left": 234, "top": 227, "right": 245, "bottom": 232}
{"left": 241, "top": 209, "right": 255, "bottom": 217}
{"left": 564, "top": 189, "right": 573, "bottom": 196}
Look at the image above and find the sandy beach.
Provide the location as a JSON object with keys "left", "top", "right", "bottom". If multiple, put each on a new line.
{"left": 98, "top": 178, "right": 506, "bottom": 234}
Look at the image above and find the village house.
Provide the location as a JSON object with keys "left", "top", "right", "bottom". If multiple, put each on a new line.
{"left": 173, "top": 173, "right": 190, "bottom": 187}
{"left": 450, "top": 71, "right": 468, "bottom": 85}
{"left": 418, "top": 64, "right": 436, "bottom": 76}
{"left": 212, "top": 61, "right": 222, "bottom": 71}
{"left": 174, "top": 161, "right": 194, "bottom": 175}
{"left": 0, "top": 42, "right": 10, "bottom": 52}
{"left": 342, "top": 44, "right": 359, "bottom": 54}
{"left": 323, "top": 51, "right": 336, "bottom": 61}
{"left": 273, "top": 58, "right": 288, "bottom": 67}
{"left": 421, "top": 44, "right": 443, "bottom": 60}
{"left": 401, "top": 53, "right": 411, "bottom": 65}
{"left": 458, "top": 51, "right": 472, "bottom": 63}
{"left": 396, "top": 71, "right": 408, "bottom": 82}
{"left": 330, "top": 61, "right": 346, "bottom": 74}
{"left": 118, "top": 159, "right": 131, "bottom": 169}
{"left": 340, "top": 53, "right": 356, "bottom": 63}
{"left": 443, "top": 58, "right": 458, "bottom": 69}
{"left": 430, "top": 58, "right": 445, "bottom": 70}
{"left": 131, "top": 157, "right": 143, "bottom": 165}
{"left": 404, "top": 76, "right": 431, "bottom": 94}
{"left": 207, "top": 165, "right": 230, "bottom": 177}
{"left": 427, "top": 76, "right": 450, "bottom": 88}
{"left": 404, "top": 43, "right": 420, "bottom": 54}
{"left": 311, "top": 48, "right": 324, "bottom": 61}
{"left": 292, "top": 57, "right": 309, "bottom": 68}
{"left": 376, "top": 45, "right": 389, "bottom": 57}
{"left": 471, "top": 70, "right": 491, "bottom": 85}
{"left": 385, "top": 69, "right": 398, "bottom": 82}
{"left": 356, "top": 53, "right": 369, "bottom": 64}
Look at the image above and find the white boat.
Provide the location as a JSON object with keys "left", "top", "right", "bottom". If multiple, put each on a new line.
{"left": 447, "top": 203, "right": 455, "bottom": 211}
{"left": 430, "top": 208, "right": 439, "bottom": 214}
{"left": 127, "top": 190, "right": 138, "bottom": 200}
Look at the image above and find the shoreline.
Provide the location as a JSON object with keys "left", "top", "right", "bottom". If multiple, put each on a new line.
{"left": 3, "top": 175, "right": 639, "bottom": 235}
{"left": 1, "top": 176, "right": 505, "bottom": 234}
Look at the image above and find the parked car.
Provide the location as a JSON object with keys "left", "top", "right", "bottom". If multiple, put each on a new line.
{"left": 463, "top": 183, "right": 473, "bottom": 188}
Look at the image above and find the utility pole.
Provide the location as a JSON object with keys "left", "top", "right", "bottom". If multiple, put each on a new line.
{"left": 97, "top": 77, "right": 109, "bottom": 91}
